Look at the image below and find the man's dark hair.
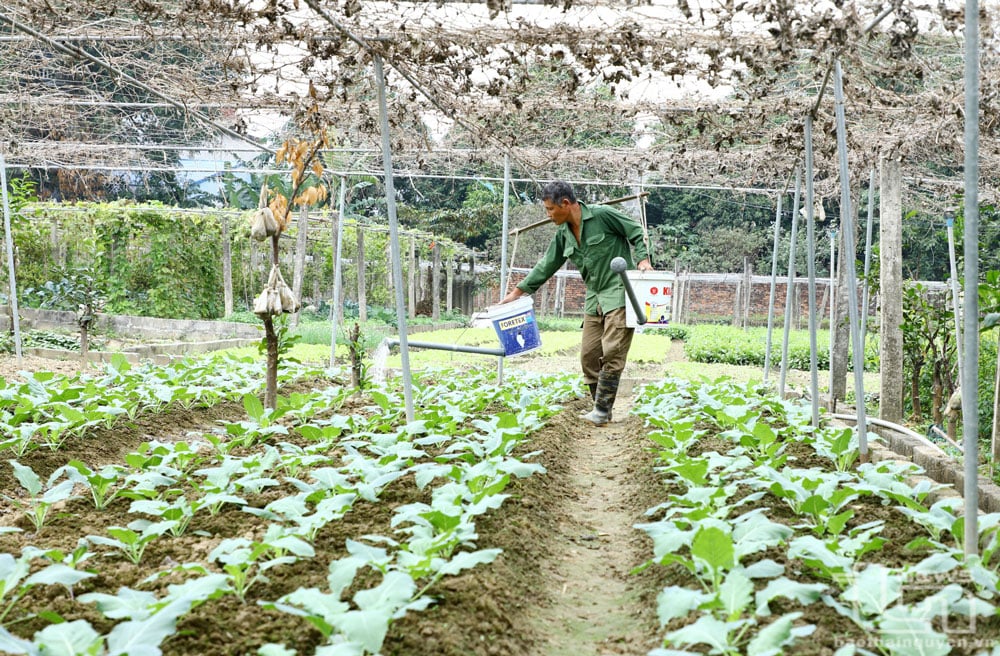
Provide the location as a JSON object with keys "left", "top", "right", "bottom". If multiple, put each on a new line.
{"left": 541, "top": 180, "right": 576, "bottom": 204}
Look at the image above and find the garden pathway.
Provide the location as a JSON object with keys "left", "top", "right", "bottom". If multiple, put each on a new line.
{"left": 525, "top": 392, "right": 661, "bottom": 656}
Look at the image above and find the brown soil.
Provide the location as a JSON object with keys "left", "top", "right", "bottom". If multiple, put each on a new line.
{"left": 0, "top": 353, "right": 96, "bottom": 381}
{"left": 0, "top": 370, "right": 665, "bottom": 656}
{"left": 1, "top": 347, "right": 998, "bottom": 656}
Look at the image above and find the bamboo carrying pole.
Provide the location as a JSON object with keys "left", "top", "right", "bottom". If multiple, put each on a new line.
{"left": 507, "top": 191, "right": 650, "bottom": 237}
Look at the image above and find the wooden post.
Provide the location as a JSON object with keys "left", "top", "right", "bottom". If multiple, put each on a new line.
{"left": 385, "top": 240, "right": 393, "bottom": 303}
{"left": 732, "top": 275, "right": 742, "bottom": 327}
{"left": 356, "top": 225, "right": 367, "bottom": 322}
{"left": 992, "top": 329, "right": 1000, "bottom": 463}
{"left": 470, "top": 253, "right": 477, "bottom": 311}
{"left": 743, "top": 258, "right": 752, "bottom": 328}
{"left": 791, "top": 279, "right": 800, "bottom": 330}
{"left": 676, "top": 270, "right": 686, "bottom": 324}
{"left": 817, "top": 283, "right": 829, "bottom": 328}
{"left": 879, "top": 156, "right": 904, "bottom": 423}
{"left": 672, "top": 259, "right": 681, "bottom": 321}
{"left": 831, "top": 228, "right": 850, "bottom": 403}
{"left": 446, "top": 254, "right": 454, "bottom": 314}
{"left": 431, "top": 242, "right": 441, "bottom": 321}
{"left": 555, "top": 274, "right": 566, "bottom": 317}
{"left": 408, "top": 235, "right": 416, "bottom": 319}
{"left": 221, "top": 213, "right": 233, "bottom": 317}
{"left": 291, "top": 205, "right": 307, "bottom": 327}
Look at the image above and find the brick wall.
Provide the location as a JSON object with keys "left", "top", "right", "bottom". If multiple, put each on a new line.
{"left": 491, "top": 269, "right": 860, "bottom": 327}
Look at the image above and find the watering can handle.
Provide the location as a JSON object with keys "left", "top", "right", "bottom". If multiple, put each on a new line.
{"left": 611, "top": 257, "right": 646, "bottom": 325}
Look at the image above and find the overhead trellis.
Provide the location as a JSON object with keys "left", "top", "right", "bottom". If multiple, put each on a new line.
{"left": 0, "top": 1, "right": 997, "bottom": 208}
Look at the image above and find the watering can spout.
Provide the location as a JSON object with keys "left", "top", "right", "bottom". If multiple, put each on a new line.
{"left": 386, "top": 338, "right": 506, "bottom": 358}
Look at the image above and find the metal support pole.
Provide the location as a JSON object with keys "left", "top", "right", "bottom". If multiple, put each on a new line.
{"left": 962, "top": 0, "right": 980, "bottom": 556}
{"left": 860, "top": 168, "right": 876, "bottom": 344}
{"left": 0, "top": 153, "right": 21, "bottom": 363}
{"left": 833, "top": 59, "right": 869, "bottom": 461}
{"left": 375, "top": 54, "right": 414, "bottom": 422}
{"left": 946, "top": 212, "right": 964, "bottom": 387}
{"left": 779, "top": 168, "right": 802, "bottom": 396}
{"left": 829, "top": 227, "right": 837, "bottom": 407}
{"left": 763, "top": 192, "right": 783, "bottom": 384}
{"left": 804, "top": 117, "right": 820, "bottom": 427}
{"left": 498, "top": 155, "right": 511, "bottom": 385}
{"left": 329, "top": 174, "right": 347, "bottom": 368}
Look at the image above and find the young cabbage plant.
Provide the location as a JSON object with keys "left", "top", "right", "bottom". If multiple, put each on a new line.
{"left": 65, "top": 460, "right": 126, "bottom": 510}
{"left": 209, "top": 536, "right": 313, "bottom": 603}
{"left": 244, "top": 492, "right": 357, "bottom": 544}
{"left": 727, "top": 416, "right": 790, "bottom": 469}
{"left": 264, "top": 560, "right": 432, "bottom": 655}
{"left": 786, "top": 521, "right": 887, "bottom": 586}
{"left": 894, "top": 497, "right": 965, "bottom": 548}
{"left": 659, "top": 610, "right": 816, "bottom": 656}
{"left": 222, "top": 394, "right": 290, "bottom": 448}
{"left": 3, "top": 460, "right": 77, "bottom": 532}
{"left": 810, "top": 426, "right": 860, "bottom": 472}
{"left": 3, "top": 423, "right": 43, "bottom": 458}
{"left": 34, "top": 419, "right": 74, "bottom": 452}
{"left": 0, "top": 551, "right": 95, "bottom": 625}
{"left": 186, "top": 464, "right": 248, "bottom": 516}
{"left": 87, "top": 519, "right": 176, "bottom": 565}
{"left": 751, "top": 466, "right": 861, "bottom": 535}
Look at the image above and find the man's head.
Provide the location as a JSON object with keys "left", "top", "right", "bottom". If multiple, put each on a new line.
{"left": 541, "top": 180, "right": 578, "bottom": 225}
{"left": 541, "top": 180, "right": 576, "bottom": 205}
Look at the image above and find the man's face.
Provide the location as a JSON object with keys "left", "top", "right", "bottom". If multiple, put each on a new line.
{"left": 543, "top": 198, "right": 571, "bottom": 225}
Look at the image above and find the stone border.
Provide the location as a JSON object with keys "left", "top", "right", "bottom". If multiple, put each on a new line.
{"left": 868, "top": 425, "right": 1000, "bottom": 513}
{"left": 26, "top": 338, "right": 260, "bottom": 366}
{"left": 1, "top": 307, "right": 464, "bottom": 342}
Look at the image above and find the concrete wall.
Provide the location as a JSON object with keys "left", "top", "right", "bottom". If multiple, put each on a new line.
{"left": 0, "top": 307, "right": 261, "bottom": 340}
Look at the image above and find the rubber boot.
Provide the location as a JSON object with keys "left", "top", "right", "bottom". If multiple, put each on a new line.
{"left": 579, "top": 382, "right": 612, "bottom": 422}
{"left": 581, "top": 371, "right": 621, "bottom": 427}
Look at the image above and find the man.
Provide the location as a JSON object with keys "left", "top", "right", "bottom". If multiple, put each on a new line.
{"left": 500, "top": 180, "right": 652, "bottom": 426}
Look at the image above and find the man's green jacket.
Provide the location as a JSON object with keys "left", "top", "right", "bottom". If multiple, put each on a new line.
{"left": 517, "top": 202, "right": 649, "bottom": 315}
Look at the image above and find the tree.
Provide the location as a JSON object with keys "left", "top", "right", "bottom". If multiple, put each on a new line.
{"left": 23, "top": 267, "right": 105, "bottom": 360}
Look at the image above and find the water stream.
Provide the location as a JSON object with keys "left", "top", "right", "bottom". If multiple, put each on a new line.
{"left": 370, "top": 337, "right": 391, "bottom": 386}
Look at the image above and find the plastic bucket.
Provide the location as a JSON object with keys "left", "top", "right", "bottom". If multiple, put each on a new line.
{"left": 623, "top": 271, "right": 676, "bottom": 328}
{"left": 475, "top": 297, "right": 542, "bottom": 357}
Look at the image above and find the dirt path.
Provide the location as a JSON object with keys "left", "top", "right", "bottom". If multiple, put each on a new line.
{"left": 525, "top": 393, "right": 662, "bottom": 656}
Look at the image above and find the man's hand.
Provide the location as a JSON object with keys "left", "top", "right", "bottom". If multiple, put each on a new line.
{"left": 637, "top": 259, "right": 653, "bottom": 272}
{"left": 499, "top": 288, "right": 525, "bottom": 304}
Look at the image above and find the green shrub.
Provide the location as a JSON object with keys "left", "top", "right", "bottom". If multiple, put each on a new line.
{"left": 632, "top": 323, "right": 689, "bottom": 341}
{"left": 535, "top": 316, "right": 582, "bottom": 332}
{"left": 0, "top": 329, "right": 105, "bottom": 353}
{"left": 222, "top": 310, "right": 262, "bottom": 324}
